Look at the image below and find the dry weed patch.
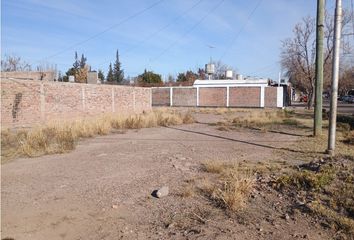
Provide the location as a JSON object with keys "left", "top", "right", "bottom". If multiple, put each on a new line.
{"left": 201, "top": 160, "right": 255, "bottom": 211}
{"left": 1, "top": 109, "right": 195, "bottom": 162}
{"left": 274, "top": 156, "right": 354, "bottom": 235}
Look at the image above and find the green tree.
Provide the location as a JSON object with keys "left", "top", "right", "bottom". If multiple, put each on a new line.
{"left": 106, "top": 63, "right": 114, "bottom": 83}
{"left": 138, "top": 69, "right": 162, "bottom": 85}
{"left": 177, "top": 70, "right": 198, "bottom": 82}
{"left": 177, "top": 72, "right": 187, "bottom": 82}
{"left": 98, "top": 69, "right": 105, "bottom": 82}
{"left": 113, "top": 50, "right": 124, "bottom": 84}
{"left": 73, "top": 51, "right": 80, "bottom": 70}
{"left": 197, "top": 68, "right": 206, "bottom": 80}
{"left": 66, "top": 52, "right": 88, "bottom": 83}
{"left": 66, "top": 67, "right": 76, "bottom": 78}
{"left": 79, "top": 54, "right": 87, "bottom": 69}
{"left": 185, "top": 70, "right": 198, "bottom": 82}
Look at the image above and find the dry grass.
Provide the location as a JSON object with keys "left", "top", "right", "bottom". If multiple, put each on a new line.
{"left": 276, "top": 166, "right": 335, "bottom": 191}
{"left": 231, "top": 109, "right": 295, "bottom": 128}
{"left": 180, "top": 184, "right": 195, "bottom": 198}
{"left": 1, "top": 109, "right": 195, "bottom": 162}
{"left": 309, "top": 201, "right": 354, "bottom": 234}
{"left": 201, "top": 108, "right": 304, "bottom": 132}
{"left": 201, "top": 160, "right": 254, "bottom": 211}
{"left": 343, "top": 130, "right": 354, "bottom": 145}
{"left": 274, "top": 155, "right": 354, "bottom": 235}
{"left": 202, "top": 161, "right": 229, "bottom": 174}
{"left": 192, "top": 107, "right": 250, "bottom": 115}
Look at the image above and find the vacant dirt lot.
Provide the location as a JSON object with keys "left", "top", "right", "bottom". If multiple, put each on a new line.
{"left": 1, "top": 110, "right": 352, "bottom": 240}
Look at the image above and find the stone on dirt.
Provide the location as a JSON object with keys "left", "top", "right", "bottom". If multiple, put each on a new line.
{"left": 156, "top": 186, "right": 169, "bottom": 198}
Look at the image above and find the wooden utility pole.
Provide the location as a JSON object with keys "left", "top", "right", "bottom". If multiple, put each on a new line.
{"left": 327, "top": 0, "right": 342, "bottom": 156}
{"left": 314, "top": 0, "right": 325, "bottom": 136}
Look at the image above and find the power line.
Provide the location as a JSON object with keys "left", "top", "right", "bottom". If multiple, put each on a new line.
{"left": 148, "top": 0, "right": 225, "bottom": 64}
{"left": 123, "top": 0, "right": 205, "bottom": 57}
{"left": 218, "top": 0, "right": 263, "bottom": 61}
{"left": 95, "top": 0, "right": 205, "bottom": 70}
{"left": 39, "top": 0, "right": 166, "bottom": 62}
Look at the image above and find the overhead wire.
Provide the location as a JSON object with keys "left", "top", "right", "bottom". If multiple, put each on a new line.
{"left": 147, "top": 0, "right": 225, "bottom": 64}
{"left": 218, "top": 0, "right": 263, "bottom": 61}
{"left": 95, "top": 0, "right": 205, "bottom": 70}
{"left": 38, "top": 0, "right": 166, "bottom": 62}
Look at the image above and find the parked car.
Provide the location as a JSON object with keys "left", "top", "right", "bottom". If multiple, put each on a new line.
{"left": 348, "top": 95, "right": 354, "bottom": 103}
{"left": 299, "top": 95, "right": 308, "bottom": 102}
{"left": 342, "top": 95, "right": 351, "bottom": 102}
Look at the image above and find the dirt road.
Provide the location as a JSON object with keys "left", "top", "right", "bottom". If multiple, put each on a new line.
{"left": 2, "top": 113, "right": 330, "bottom": 239}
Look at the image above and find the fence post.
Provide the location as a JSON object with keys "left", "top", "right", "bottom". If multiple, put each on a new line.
{"left": 226, "top": 86, "right": 230, "bottom": 107}
{"left": 40, "top": 82, "right": 45, "bottom": 121}
{"left": 196, "top": 87, "right": 200, "bottom": 107}
{"left": 277, "top": 87, "right": 284, "bottom": 108}
{"left": 170, "top": 87, "right": 173, "bottom": 107}
{"left": 260, "top": 86, "right": 265, "bottom": 107}
{"left": 133, "top": 87, "right": 136, "bottom": 112}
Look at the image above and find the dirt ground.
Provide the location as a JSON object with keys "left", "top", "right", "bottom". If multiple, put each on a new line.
{"left": 0, "top": 111, "right": 341, "bottom": 239}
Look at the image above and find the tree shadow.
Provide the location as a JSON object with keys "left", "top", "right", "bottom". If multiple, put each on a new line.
{"left": 248, "top": 127, "right": 311, "bottom": 137}
{"left": 165, "top": 126, "right": 321, "bottom": 154}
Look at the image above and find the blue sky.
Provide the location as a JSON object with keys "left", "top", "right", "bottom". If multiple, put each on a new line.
{"left": 1, "top": 0, "right": 346, "bottom": 80}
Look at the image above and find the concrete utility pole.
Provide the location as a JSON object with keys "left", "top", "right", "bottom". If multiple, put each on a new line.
{"left": 314, "top": 0, "right": 325, "bottom": 136}
{"left": 327, "top": 0, "right": 342, "bottom": 156}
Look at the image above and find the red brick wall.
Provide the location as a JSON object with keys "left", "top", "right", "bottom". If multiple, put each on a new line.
{"left": 265, "top": 87, "right": 278, "bottom": 108}
{"left": 172, "top": 88, "right": 197, "bottom": 106}
{"left": 151, "top": 86, "right": 280, "bottom": 108}
{"left": 152, "top": 88, "right": 170, "bottom": 106}
{"left": 229, "top": 87, "right": 260, "bottom": 107}
{"left": 199, "top": 87, "right": 227, "bottom": 107}
{"left": 1, "top": 80, "right": 151, "bottom": 128}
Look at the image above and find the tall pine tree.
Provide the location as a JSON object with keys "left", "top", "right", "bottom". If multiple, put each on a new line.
{"left": 113, "top": 50, "right": 124, "bottom": 84}
{"left": 73, "top": 51, "right": 80, "bottom": 70}
{"left": 79, "top": 54, "right": 87, "bottom": 68}
{"left": 106, "top": 63, "right": 114, "bottom": 83}
{"left": 98, "top": 69, "right": 105, "bottom": 82}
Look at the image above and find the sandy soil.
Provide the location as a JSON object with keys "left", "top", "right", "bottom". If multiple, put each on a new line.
{"left": 1, "top": 113, "right": 334, "bottom": 239}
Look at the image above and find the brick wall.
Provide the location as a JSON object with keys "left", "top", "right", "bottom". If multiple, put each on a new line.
{"left": 265, "top": 87, "right": 278, "bottom": 108}
{"left": 152, "top": 86, "right": 282, "bottom": 109}
{"left": 172, "top": 88, "right": 197, "bottom": 106}
{"left": 229, "top": 87, "right": 261, "bottom": 107}
{"left": 1, "top": 80, "right": 151, "bottom": 128}
{"left": 152, "top": 88, "right": 170, "bottom": 106}
{"left": 199, "top": 87, "right": 227, "bottom": 107}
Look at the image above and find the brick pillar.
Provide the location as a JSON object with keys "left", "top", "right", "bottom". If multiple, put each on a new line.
{"left": 226, "top": 86, "right": 230, "bottom": 107}
{"left": 260, "top": 86, "right": 265, "bottom": 107}
{"left": 111, "top": 87, "right": 115, "bottom": 113}
{"left": 81, "top": 86, "right": 86, "bottom": 112}
{"left": 40, "top": 82, "right": 45, "bottom": 122}
{"left": 170, "top": 87, "right": 173, "bottom": 106}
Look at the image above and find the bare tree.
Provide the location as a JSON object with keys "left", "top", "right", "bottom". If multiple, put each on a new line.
{"left": 212, "top": 60, "right": 236, "bottom": 79}
{"left": 1, "top": 54, "right": 31, "bottom": 72}
{"left": 281, "top": 11, "right": 351, "bottom": 109}
{"left": 338, "top": 66, "right": 354, "bottom": 95}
